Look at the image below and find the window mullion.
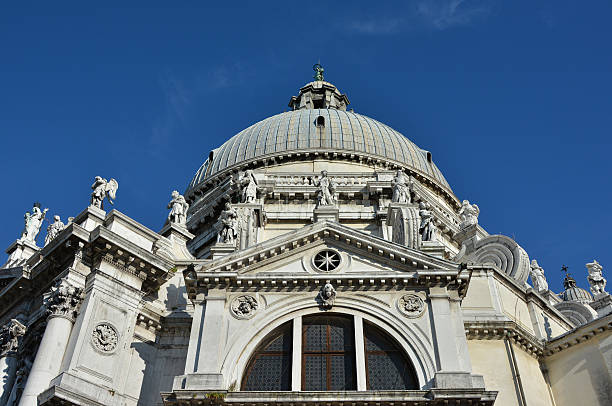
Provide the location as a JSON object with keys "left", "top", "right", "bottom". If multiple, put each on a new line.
{"left": 354, "top": 315, "right": 367, "bottom": 391}
{"left": 292, "top": 316, "right": 302, "bottom": 391}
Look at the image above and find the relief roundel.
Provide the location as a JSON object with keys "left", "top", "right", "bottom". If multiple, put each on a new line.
{"left": 91, "top": 322, "right": 119, "bottom": 354}
{"left": 230, "top": 295, "right": 259, "bottom": 319}
{"left": 397, "top": 294, "right": 426, "bottom": 318}
{"left": 312, "top": 249, "right": 342, "bottom": 273}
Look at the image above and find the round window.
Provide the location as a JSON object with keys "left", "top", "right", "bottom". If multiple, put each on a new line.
{"left": 312, "top": 250, "right": 342, "bottom": 272}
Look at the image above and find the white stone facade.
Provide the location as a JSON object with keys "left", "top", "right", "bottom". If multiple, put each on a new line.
{"left": 0, "top": 79, "right": 610, "bottom": 406}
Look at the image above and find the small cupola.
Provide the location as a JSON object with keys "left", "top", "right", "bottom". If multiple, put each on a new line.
{"left": 288, "top": 64, "right": 350, "bottom": 111}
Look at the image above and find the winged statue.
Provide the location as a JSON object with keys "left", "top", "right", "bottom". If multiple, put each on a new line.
{"left": 90, "top": 176, "right": 119, "bottom": 210}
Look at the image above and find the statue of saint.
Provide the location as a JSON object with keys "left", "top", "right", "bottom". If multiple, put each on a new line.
{"left": 21, "top": 203, "right": 48, "bottom": 243}
{"left": 167, "top": 191, "right": 189, "bottom": 225}
{"left": 240, "top": 170, "right": 258, "bottom": 203}
{"left": 218, "top": 203, "right": 239, "bottom": 244}
{"left": 418, "top": 202, "right": 437, "bottom": 242}
{"left": 529, "top": 259, "right": 549, "bottom": 293}
{"left": 44, "top": 215, "right": 66, "bottom": 246}
{"left": 313, "top": 63, "right": 324, "bottom": 81}
{"left": 316, "top": 170, "right": 337, "bottom": 207}
{"left": 90, "top": 176, "right": 119, "bottom": 210}
{"left": 586, "top": 260, "right": 607, "bottom": 296}
{"left": 459, "top": 200, "right": 480, "bottom": 229}
{"left": 391, "top": 170, "right": 412, "bottom": 203}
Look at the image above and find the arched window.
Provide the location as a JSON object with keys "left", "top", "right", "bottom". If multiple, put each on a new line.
{"left": 241, "top": 315, "right": 418, "bottom": 391}
{"left": 364, "top": 322, "right": 418, "bottom": 390}
{"left": 241, "top": 322, "right": 292, "bottom": 391}
{"left": 302, "top": 315, "right": 356, "bottom": 390}
{"left": 316, "top": 115, "right": 325, "bottom": 127}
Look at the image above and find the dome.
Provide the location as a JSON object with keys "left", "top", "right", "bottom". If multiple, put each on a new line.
{"left": 560, "top": 275, "right": 593, "bottom": 304}
{"left": 186, "top": 81, "right": 452, "bottom": 197}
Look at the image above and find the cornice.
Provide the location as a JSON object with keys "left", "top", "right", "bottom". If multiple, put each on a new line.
{"left": 464, "top": 320, "right": 546, "bottom": 358}
{"left": 544, "top": 313, "right": 612, "bottom": 357}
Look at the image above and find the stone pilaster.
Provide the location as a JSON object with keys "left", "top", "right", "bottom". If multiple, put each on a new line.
{"left": 18, "top": 278, "right": 83, "bottom": 406}
{"left": 0, "top": 319, "right": 26, "bottom": 404}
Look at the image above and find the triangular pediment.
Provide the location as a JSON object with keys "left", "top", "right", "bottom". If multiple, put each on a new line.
{"left": 197, "top": 221, "right": 460, "bottom": 276}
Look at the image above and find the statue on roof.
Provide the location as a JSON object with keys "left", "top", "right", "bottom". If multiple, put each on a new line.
{"left": 315, "top": 170, "right": 337, "bottom": 207}
{"left": 418, "top": 202, "right": 437, "bottom": 242}
{"left": 313, "top": 63, "right": 324, "bottom": 81}
{"left": 167, "top": 190, "right": 189, "bottom": 226}
{"left": 218, "top": 202, "right": 239, "bottom": 245}
{"left": 44, "top": 215, "right": 66, "bottom": 246}
{"left": 240, "top": 170, "right": 258, "bottom": 203}
{"left": 21, "top": 203, "right": 48, "bottom": 243}
{"left": 459, "top": 200, "right": 480, "bottom": 229}
{"left": 391, "top": 170, "right": 412, "bottom": 203}
{"left": 529, "top": 259, "right": 549, "bottom": 293}
{"left": 90, "top": 176, "right": 118, "bottom": 210}
{"left": 586, "top": 260, "right": 607, "bottom": 296}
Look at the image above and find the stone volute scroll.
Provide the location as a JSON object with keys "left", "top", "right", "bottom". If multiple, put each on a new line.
{"left": 529, "top": 259, "right": 549, "bottom": 293}
{"left": 396, "top": 294, "right": 426, "bottom": 318}
{"left": 586, "top": 260, "right": 607, "bottom": 296}
{"left": 91, "top": 322, "right": 119, "bottom": 354}
{"left": 90, "top": 176, "right": 118, "bottom": 210}
{"left": 230, "top": 295, "right": 259, "bottom": 319}
{"left": 317, "top": 283, "right": 337, "bottom": 310}
{"left": 167, "top": 190, "right": 190, "bottom": 226}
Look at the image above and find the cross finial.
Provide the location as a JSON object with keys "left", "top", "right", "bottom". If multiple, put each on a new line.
{"left": 561, "top": 265, "right": 569, "bottom": 275}
{"left": 313, "top": 63, "right": 324, "bottom": 81}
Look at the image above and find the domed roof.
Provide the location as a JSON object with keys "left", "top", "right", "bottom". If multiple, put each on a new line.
{"left": 560, "top": 275, "right": 593, "bottom": 304}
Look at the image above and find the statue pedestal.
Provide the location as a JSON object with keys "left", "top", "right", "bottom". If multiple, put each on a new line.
{"left": 313, "top": 206, "right": 339, "bottom": 222}
{"left": 2, "top": 238, "right": 39, "bottom": 269}
{"left": 454, "top": 224, "right": 479, "bottom": 246}
{"left": 421, "top": 241, "right": 446, "bottom": 259}
{"left": 73, "top": 205, "right": 106, "bottom": 232}
{"left": 160, "top": 222, "right": 195, "bottom": 245}
{"left": 210, "top": 243, "right": 236, "bottom": 260}
{"left": 590, "top": 293, "right": 612, "bottom": 317}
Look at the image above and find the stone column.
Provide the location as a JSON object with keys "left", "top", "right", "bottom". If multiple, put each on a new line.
{"left": 0, "top": 319, "right": 26, "bottom": 404}
{"left": 18, "top": 279, "right": 83, "bottom": 406}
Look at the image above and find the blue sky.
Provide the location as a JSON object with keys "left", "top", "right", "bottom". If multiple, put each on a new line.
{"left": 1, "top": 1, "right": 610, "bottom": 294}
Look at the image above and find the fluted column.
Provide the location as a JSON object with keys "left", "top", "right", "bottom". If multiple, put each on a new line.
{"left": 18, "top": 279, "right": 83, "bottom": 406}
{"left": 0, "top": 319, "right": 26, "bottom": 404}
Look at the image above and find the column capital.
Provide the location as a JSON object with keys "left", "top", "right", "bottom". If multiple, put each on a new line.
{"left": 0, "top": 319, "right": 26, "bottom": 357}
{"left": 44, "top": 278, "right": 84, "bottom": 323}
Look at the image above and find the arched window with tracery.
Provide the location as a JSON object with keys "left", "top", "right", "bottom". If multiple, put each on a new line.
{"left": 241, "top": 314, "right": 419, "bottom": 391}
{"left": 241, "top": 321, "right": 292, "bottom": 391}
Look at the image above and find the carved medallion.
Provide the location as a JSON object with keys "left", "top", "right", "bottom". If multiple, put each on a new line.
{"left": 397, "top": 294, "right": 425, "bottom": 318}
{"left": 230, "top": 295, "right": 259, "bottom": 319}
{"left": 91, "top": 322, "right": 119, "bottom": 354}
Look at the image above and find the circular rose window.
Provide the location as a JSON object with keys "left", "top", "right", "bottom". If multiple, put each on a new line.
{"left": 313, "top": 250, "right": 341, "bottom": 272}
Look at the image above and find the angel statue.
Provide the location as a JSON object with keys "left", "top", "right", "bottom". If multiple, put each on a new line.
{"left": 167, "top": 190, "right": 189, "bottom": 225}
{"left": 316, "top": 170, "right": 337, "bottom": 207}
{"left": 391, "top": 170, "right": 412, "bottom": 203}
{"left": 218, "top": 202, "right": 239, "bottom": 245}
{"left": 90, "top": 176, "right": 119, "bottom": 210}
{"left": 44, "top": 215, "right": 66, "bottom": 246}
{"left": 21, "top": 203, "right": 48, "bottom": 243}
{"left": 529, "top": 259, "right": 549, "bottom": 293}
{"left": 586, "top": 260, "right": 607, "bottom": 296}
{"left": 418, "top": 202, "right": 437, "bottom": 242}
{"left": 240, "top": 170, "right": 258, "bottom": 203}
{"left": 459, "top": 200, "right": 480, "bottom": 229}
